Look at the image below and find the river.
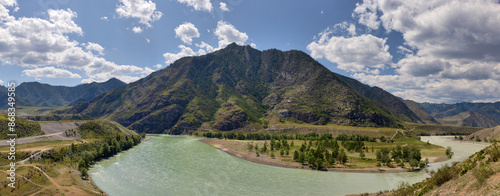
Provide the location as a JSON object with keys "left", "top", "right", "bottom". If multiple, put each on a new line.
{"left": 89, "top": 135, "right": 488, "bottom": 196}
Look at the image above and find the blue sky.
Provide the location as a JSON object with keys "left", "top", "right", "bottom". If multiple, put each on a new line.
{"left": 1, "top": 0, "right": 500, "bottom": 104}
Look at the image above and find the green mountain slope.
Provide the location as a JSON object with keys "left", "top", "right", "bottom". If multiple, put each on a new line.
{"left": 13, "top": 78, "right": 125, "bottom": 107}
{"left": 0, "top": 85, "right": 33, "bottom": 109}
{"left": 67, "top": 44, "right": 414, "bottom": 134}
{"left": 336, "top": 75, "right": 422, "bottom": 123}
{"left": 420, "top": 102, "right": 500, "bottom": 128}
{"left": 403, "top": 100, "right": 439, "bottom": 124}
{"left": 0, "top": 114, "right": 43, "bottom": 139}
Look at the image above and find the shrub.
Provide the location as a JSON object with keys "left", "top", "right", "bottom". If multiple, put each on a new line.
{"left": 431, "top": 164, "right": 458, "bottom": 186}
{"left": 472, "top": 166, "right": 494, "bottom": 184}
{"left": 490, "top": 145, "right": 500, "bottom": 162}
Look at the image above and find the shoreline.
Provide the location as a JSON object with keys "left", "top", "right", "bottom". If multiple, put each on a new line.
{"left": 88, "top": 135, "right": 149, "bottom": 196}
{"left": 200, "top": 139, "right": 408, "bottom": 173}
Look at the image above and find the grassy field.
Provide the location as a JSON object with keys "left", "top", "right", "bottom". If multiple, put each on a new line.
{"left": 263, "top": 120, "right": 402, "bottom": 138}
{"left": 0, "top": 138, "right": 103, "bottom": 196}
{"left": 0, "top": 163, "right": 103, "bottom": 195}
{"left": 407, "top": 123, "right": 482, "bottom": 136}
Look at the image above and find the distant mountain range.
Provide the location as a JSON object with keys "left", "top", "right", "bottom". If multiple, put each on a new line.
{"left": 420, "top": 102, "right": 500, "bottom": 128}
{"left": 0, "top": 78, "right": 125, "bottom": 109}
{"left": 65, "top": 43, "right": 425, "bottom": 134}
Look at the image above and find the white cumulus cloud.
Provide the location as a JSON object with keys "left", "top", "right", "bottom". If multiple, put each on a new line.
{"left": 163, "top": 21, "right": 251, "bottom": 66}
{"left": 0, "top": 4, "right": 154, "bottom": 84}
{"left": 82, "top": 42, "right": 105, "bottom": 55}
{"left": 22, "top": 67, "right": 81, "bottom": 78}
{"left": 219, "top": 2, "right": 229, "bottom": 12}
{"left": 214, "top": 21, "right": 248, "bottom": 49}
{"left": 163, "top": 45, "right": 202, "bottom": 64}
{"left": 307, "top": 27, "right": 392, "bottom": 73}
{"left": 132, "top": 26, "right": 142, "bottom": 33}
{"left": 177, "top": 0, "right": 212, "bottom": 12}
{"left": 175, "top": 22, "right": 200, "bottom": 45}
{"left": 116, "top": 0, "right": 162, "bottom": 28}
{"left": 349, "top": 0, "right": 500, "bottom": 103}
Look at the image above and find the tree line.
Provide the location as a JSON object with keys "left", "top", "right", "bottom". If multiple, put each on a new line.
{"left": 32, "top": 121, "right": 144, "bottom": 178}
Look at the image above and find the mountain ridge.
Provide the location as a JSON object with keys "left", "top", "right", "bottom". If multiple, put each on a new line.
{"left": 66, "top": 43, "right": 422, "bottom": 134}
{"left": 8, "top": 78, "right": 126, "bottom": 107}
{"left": 420, "top": 102, "right": 500, "bottom": 128}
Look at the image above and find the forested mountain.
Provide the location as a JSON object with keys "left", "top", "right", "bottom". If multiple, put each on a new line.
{"left": 420, "top": 102, "right": 500, "bottom": 128}
{"left": 0, "top": 85, "right": 33, "bottom": 109}
{"left": 8, "top": 78, "right": 126, "bottom": 107}
{"left": 67, "top": 43, "right": 423, "bottom": 134}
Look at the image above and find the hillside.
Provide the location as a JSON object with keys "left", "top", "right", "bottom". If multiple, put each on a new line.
{"left": 7, "top": 78, "right": 125, "bottom": 107}
{"left": 468, "top": 126, "right": 500, "bottom": 142}
{"left": 0, "top": 114, "right": 43, "bottom": 139}
{"left": 420, "top": 102, "right": 500, "bottom": 128}
{"left": 66, "top": 43, "right": 420, "bottom": 134}
{"left": 390, "top": 143, "right": 500, "bottom": 196}
{"left": 403, "top": 100, "right": 439, "bottom": 124}
{"left": 0, "top": 85, "right": 33, "bottom": 109}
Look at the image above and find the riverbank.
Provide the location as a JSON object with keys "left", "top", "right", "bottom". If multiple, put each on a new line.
{"left": 201, "top": 139, "right": 412, "bottom": 173}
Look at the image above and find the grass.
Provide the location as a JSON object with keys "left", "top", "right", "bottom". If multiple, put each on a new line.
{"left": 407, "top": 123, "right": 482, "bottom": 136}
{"left": 0, "top": 140, "right": 79, "bottom": 152}
{"left": 267, "top": 120, "right": 401, "bottom": 138}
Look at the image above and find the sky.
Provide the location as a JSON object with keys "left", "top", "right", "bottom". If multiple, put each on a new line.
{"left": 0, "top": 0, "right": 500, "bottom": 104}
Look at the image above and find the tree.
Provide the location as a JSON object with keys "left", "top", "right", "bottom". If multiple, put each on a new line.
{"left": 300, "top": 143, "right": 306, "bottom": 152}
{"left": 446, "top": 146, "right": 453, "bottom": 158}
{"left": 247, "top": 142, "right": 254, "bottom": 151}
{"left": 262, "top": 142, "right": 268, "bottom": 153}
{"left": 293, "top": 150, "right": 300, "bottom": 161}
{"left": 338, "top": 150, "right": 348, "bottom": 164}
{"left": 359, "top": 150, "right": 365, "bottom": 159}
{"left": 409, "top": 159, "right": 418, "bottom": 169}
{"left": 308, "top": 154, "right": 315, "bottom": 165}
{"left": 81, "top": 168, "right": 89, "bottom": 179}
{"left": 315, "top": 158, "right": 324, "bottom": 170}
{"left": 280, "top": 149, "right": 284, "bottom": 157}
{"left": 299, "top": 152, "right": 305, "bottom": 164}
{"left": 270, "top": 152, "right": 275, "bottom": 158}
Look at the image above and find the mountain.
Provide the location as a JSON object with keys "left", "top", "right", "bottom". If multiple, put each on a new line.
{"left": 336, "top": 75, "right": 422, "bottom": 123}
{"left": 403, "top": 99, "right": 439, "bottom": 124}
{"left": 420, "top": 102, "right": 500, "bottom": 128}
{"left": 0, "top": 85, "right": 33, "bottom": 109}
{"left": 67, "top": 43, "right": 419, "bottom": 134}
{"left": 11, "top": 78, "right": 125, "bottom": 107}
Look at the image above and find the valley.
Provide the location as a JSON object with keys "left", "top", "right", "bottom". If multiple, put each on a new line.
{"left": 0, "top": 44, "right": 499, "bottom": 195}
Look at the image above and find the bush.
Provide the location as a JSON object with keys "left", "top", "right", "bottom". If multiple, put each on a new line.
{"left": 490, "top": 145, "right": 500, "bottom": 162}
{"left": 431, "top": 164, "right": 458, "bottom": 186}
{"left": 472, "top": 166, "right": 494, "bottom": 184}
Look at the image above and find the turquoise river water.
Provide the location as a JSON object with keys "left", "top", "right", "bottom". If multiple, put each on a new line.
{"left": 89, "top": 135, "right": 488, "bottom": 196}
